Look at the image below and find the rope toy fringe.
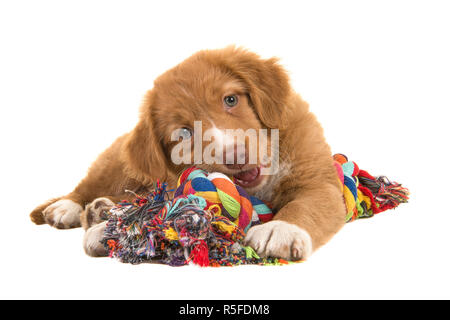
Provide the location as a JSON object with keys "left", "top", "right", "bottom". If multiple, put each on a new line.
{"left": 333, "top": 154, "right": 409, "bottom": 222}
{"left": 101, "top": 154, "right": 409, "bottom": 266}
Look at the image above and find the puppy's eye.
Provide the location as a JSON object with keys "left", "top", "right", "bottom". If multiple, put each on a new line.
{"left": 179, "top": 127, "right": 193, "bottom": 139}
{"left": 224, "top": 95, "right": 238, "bottom": 108}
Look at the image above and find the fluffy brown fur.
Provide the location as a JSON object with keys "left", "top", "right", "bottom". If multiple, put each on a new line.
{"left": 30, "top": 46, "right": 346, "bottom": 259}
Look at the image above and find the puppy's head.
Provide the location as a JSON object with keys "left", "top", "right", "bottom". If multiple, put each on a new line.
{"left": 124, "top": 47, "right": 291, "bottom": 192}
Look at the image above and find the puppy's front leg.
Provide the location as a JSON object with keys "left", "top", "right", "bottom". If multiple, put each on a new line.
{"left": 245, "top": 183, "right": 346, "bottom": 260}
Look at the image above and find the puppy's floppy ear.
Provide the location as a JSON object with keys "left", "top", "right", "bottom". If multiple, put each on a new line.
{"left": 122, "top": 90, "right": 168, "bottom": 183}
{"left": 225, "top": 48, "right": 291, "bottom": 129}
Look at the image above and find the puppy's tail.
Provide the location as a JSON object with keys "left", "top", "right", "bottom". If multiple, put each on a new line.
{"left": 29, "top": 197, "right": 63, "bottom": 225}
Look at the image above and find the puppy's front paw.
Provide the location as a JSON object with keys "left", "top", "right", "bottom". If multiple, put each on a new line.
{"left": 244, "top": 221, "right": 313, "bottom": 260}
{"left": 83, "top": 221, "right": 108, "bottom": 257}
{"left": 43, "top": 199, "right": 82, "bottom": 229}
{"left": 81, "top": 197, "right": 114, "bottom": 230}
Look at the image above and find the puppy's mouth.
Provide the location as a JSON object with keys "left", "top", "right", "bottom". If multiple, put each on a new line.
{"left": 232, "top": 166, "right": 264, "bottom": 188}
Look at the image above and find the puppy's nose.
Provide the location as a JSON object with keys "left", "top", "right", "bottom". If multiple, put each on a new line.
{"left": 223, "top": 144, "right": 249, "bottom": 170}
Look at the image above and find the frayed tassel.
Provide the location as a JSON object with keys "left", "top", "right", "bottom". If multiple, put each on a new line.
{"left": 358, "top": 170, "right": 410, "bottom": 213}
{"left": 190, "top": 240, "right": 210, "bottom": 267}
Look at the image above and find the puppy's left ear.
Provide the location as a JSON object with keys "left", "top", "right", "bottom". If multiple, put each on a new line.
{"left": 228, "top": 49, "right": 291, "bottom": 129}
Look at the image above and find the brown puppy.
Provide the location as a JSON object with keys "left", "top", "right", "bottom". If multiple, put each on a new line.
{"left": 30, "top": 47, "right": 346, "bottom": 260}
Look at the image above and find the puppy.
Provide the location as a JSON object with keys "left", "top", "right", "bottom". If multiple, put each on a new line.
{"left": 30, "top": 47, "right": 346, "bottom": 260}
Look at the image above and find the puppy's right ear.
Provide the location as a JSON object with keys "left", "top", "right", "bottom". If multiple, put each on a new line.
{"left": 122, "top": 91, "right": 167, "bottom": 184}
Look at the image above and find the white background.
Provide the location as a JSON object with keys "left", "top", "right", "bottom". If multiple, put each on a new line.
{"left": 1, "top": 0, "right": 449, "bottom": 299}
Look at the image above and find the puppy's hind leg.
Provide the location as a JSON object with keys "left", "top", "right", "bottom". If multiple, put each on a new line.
{"left": 29, "top": 134, "right": 134, "bottom": 230}
{"left": 30, "top": 197, "right": 62, "bottom": 225}
{"left": 80, "top": 197, "right": 115, "bottom": 230}
{"left": 32, "top": 197, "right": 84, "bottom": 229}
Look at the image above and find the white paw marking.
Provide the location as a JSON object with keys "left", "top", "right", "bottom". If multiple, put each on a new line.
{"left": 244, "top": 220, "right": 313, "bottom": 260}
{"left": 83, "top": 221, "right": 108, "bottom": 257}
{"left": 43, "top": 199, "right": 82, "bottom": 229}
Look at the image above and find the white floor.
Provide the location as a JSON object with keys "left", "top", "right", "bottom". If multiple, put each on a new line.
{"left": 1, "top": 1, "right": 449, "bottom": 299}
{"left": 3, "top": 197, "right": 447, "bottom": 299}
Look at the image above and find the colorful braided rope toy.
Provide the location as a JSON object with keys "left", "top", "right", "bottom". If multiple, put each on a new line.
{"left": 174, "top": 167, "right": 274, "bottom": 231}
{"left": 333, "top": 154, "right": 409, "bottom": 222}
{"left": 101, "top": 154, "right": 409, "bottom": 267}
